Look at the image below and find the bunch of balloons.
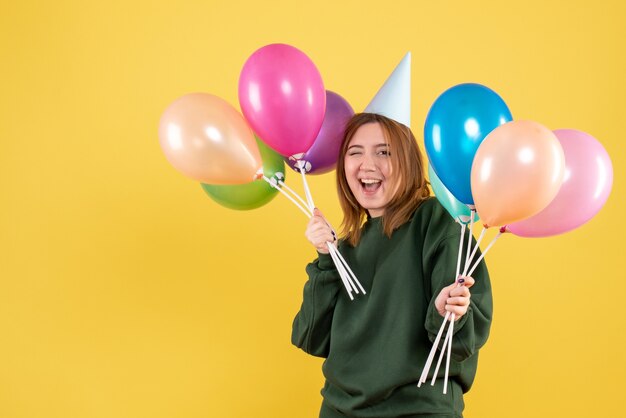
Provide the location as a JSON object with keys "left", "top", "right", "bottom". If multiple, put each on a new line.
{"left": 424, "top": 82, "right": 613, "bottom": 237}
{"left": 159, "top": 44, "right": 366, "bottom": 300}
{"left": 158, "top": 43, "right": 354, "bottom": 211}
{"left": 419, "top": 83, "right": 613, "bottom": 394}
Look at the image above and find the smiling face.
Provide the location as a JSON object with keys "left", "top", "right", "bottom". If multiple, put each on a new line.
{"left": 343, "top": 122, "right": 398, "bottom": 217}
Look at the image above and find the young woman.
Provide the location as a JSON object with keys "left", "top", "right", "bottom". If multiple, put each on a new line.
{"left": 292, "top": 113, "right": 493, "bottom": 418}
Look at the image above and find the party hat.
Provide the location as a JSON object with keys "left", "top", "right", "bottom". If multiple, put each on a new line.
{"left": 364, "top": 52, "right": 411, "bottom": 127}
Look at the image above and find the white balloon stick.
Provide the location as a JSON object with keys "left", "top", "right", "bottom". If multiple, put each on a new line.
{"left": 464, "top": 211, "right": 475, "bottom": 273}
{"left": 331, "top": 244, "right": 366, "bottom": 295}
{"left": 264, "top": 175, "right": 367, "bottom": 300}
{"left": 297, "top": 161, "right": 316, "bottom": 211}
{"left": 455, "top": 222, "right": 466, "bottom": 280}
{"left": 419, "top": 224, "right": 466, "bottom": 386}
{"left": 327, "top": 242, "right": 354, "bottom": 301}
{"left": 419, "top": 310, "right": 450, "bottom": 386}
{"left": 467, "top": 231, "right": 503, "bottom": 277}
{"left": 328, "top": 243, "right": 359, "bottom": 295}
{"left": 432, "top": 222, "right": 468, "bottom": 389}
{"left": 431, "top": 229, "right": 504, "bottom": 393}
{"left": 462, "top": 227, "right": 486, "bottom": 276}
{"left": 278, "top": 179, "right": 310, "bottom": 211}
{"left": 295, "top": 169, "right": 367, "bottom": 298}
{"left": 418, "top": 310, "right": 449, "bottom": 386}
{"left": 443, "top": 312, "right": 456, "bottom": 394}
{"left": 431, "top": 313, "right": 453, "bottom": 387}
{"left": 262, "top": 175, "right": 312, "bottom": 218}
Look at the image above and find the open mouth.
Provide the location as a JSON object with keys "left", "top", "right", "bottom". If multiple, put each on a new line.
{"left": 360, "top": 178, "right": 382, "bottom": 193}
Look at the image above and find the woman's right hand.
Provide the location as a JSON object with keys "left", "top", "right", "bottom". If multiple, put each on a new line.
{"left": 305, "top": 208, "right": 336, "bottom": 254}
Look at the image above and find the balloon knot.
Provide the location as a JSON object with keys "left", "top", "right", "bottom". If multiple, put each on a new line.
{"left": 289, "top": 153, "right": 305, "bottom": 161}
{"left": 294, "top": 160, "right": 312, "bottom": 173}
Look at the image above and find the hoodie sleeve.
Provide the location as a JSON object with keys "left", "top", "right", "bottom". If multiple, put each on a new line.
{"left": 423, "top": 232, "right": 493, "bottom": 363}
{"left": 291, "top": 252, "right": 343, "bottom": 358}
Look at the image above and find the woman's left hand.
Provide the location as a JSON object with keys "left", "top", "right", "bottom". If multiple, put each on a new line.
{"left": 435, "top": 276, "right": 475, "bottom": 321}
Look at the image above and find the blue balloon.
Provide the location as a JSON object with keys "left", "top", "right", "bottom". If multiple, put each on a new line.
{"left": 424, "top": 83, "right": 512, "bottom": 205}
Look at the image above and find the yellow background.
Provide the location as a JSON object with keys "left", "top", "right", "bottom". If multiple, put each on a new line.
{"left": 1, "top": 0, "right": 624, "bottom": 417}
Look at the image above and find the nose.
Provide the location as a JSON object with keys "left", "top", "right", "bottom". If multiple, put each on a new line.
{"left": 360, "top": 153, "right": 376, "bottom": 171}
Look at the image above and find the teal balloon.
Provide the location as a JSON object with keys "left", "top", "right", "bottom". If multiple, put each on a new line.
{"left": 201, "top": 138, "right": 284, "bottom": 210}
{"left": 428, "top": 164, "right": 478, "bottom": 224}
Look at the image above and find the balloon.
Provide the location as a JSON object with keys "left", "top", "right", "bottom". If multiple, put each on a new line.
{"left": 201, "top": 138, "right": 285, "bottom": 210}
{"left": 424, "top": 83, "right": 512, "bottom": 205}
{"left": 238, "top": 43, "right": 326, "bottom": 158}
{"left": 159, "top": 93, "right": 262, "bottom": 184}
{"left": 286, "top": 90, "right": 354, "bottom": 175}
{"left": 506, "top": 129, "right": 613, "bottom": 237}
{"left": 470, "top": 120, "right": 565, "bottom": 228}
{"left": 428, "top": 164, "right": 478, "bottom": 224}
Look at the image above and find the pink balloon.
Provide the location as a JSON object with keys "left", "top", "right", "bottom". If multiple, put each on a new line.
{"left": 506, "top": 129, "right": 613, "bottom": 237}
{"left": 238, "top": 44, "right": 326, "bottom": 158}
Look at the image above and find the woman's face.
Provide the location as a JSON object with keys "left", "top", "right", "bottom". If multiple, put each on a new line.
{"left": 343, "top": 122, "right": 396, "bottom": 217}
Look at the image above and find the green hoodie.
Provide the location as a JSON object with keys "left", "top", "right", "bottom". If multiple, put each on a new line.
{"left": 292, "top": 198, "right": 492, "bottom": 418}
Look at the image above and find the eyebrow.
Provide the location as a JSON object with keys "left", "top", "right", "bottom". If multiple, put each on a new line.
{"left": 347, "top": 143, "right": 389, "bottom": 149}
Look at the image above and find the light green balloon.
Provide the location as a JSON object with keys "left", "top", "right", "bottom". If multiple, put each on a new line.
{"left": 428, "top": 164, "right": 478, "bottom": 224}
{"left": 201, "top": 138, "right": 284, "bottom": 210}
